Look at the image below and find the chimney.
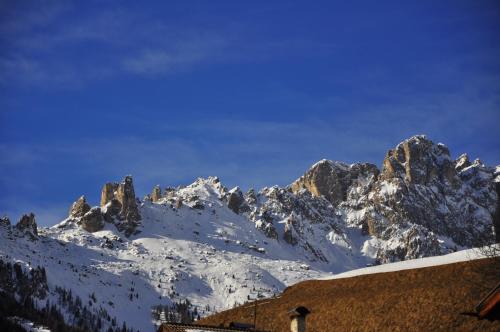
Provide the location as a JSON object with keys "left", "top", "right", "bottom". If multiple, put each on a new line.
{"left": 288, "top": 306, "right": 310, "bottom": 332}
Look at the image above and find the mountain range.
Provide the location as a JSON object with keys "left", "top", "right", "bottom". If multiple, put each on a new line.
{"left": 1, "top": 135, "right": 499, "bottom": 331}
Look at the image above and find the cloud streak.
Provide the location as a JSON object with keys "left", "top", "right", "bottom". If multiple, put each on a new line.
{"left": 0, "top": 3, "right": 334, "bottom": 87}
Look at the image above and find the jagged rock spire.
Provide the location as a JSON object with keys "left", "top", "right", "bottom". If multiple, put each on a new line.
{"left": 380, "top": 135, "right": 457, "bottom": 186}
{"left": 100, "top": 175, "right": 141, "bottom": 223}
{"left": 117, "top": 175, "right": 141, "bottom": 222}
{"left": 101, "top": 183, "right": 118, "bottom": 207}
{"left": 16, "top": 213, "right": 38, "bottom": 236}
{"left": 151, "top": 185, "right": 162, "bottom": 202}
{"left": 69, "top": 195, "right": 91, "bottom": 218}
{"left": 227, "top": 187, "right": 245, "bottom": 214}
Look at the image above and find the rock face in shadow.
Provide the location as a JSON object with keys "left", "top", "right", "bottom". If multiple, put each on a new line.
{"left": 283, "top": 216, "right": 298, "bottom": 246}
{"left": 16, "top": 213, "right": 38, "bottom": 237}
{"left": 81, "top": 207, "right": 104, "bottom": 232}
{"left": 0, "top": 216, "right": 11, "bottom": 227}
{"left": 227, "top": 187, "right": 246, "bottom": 214}
{"left": 115, "top": 176, "right": 141, "bottom": 222}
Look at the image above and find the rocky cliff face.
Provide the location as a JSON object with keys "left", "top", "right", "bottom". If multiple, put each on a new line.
{"left": 16, "top": 213, "right": 38, "bottom": 237}
{"left": 69, "top": 195, "right": 91, "bottom": 218}
{"left": 101, "top": 175, "right": 141, "bottom": 223}
{"left": 151, "top": 185, "right": 162, "bottom": 202}
{"left": 66, "top": 176, "right": 141, "bottom": 235}
{"left": 369, "top": 137, "right": 495, "bottom": 258}
{"left": 81, "top": 207, "right": 105, "bottom": 232}
{"left": 226, "top": 187, "right": 246, "bottom": 214}
{"left": 240, "top": 186, "right": 345, "bottom": 262}
{"left": 291, "top": 135, "right": 497, "bottom": 263}
{"left": 380, "top": 136, "right": 458, "bottom": 185}
{"left": 291, "top": 160, "right": 379, "bottom": 206}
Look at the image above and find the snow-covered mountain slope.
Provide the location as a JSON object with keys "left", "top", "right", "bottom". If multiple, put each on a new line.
{"left": 2, "top": 178, "right": 363, "bottom": 331}
{"left": 1, "top": 135, "right": 499, "bottom": 332}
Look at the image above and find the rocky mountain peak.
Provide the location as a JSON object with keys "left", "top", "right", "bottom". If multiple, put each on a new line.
{"left": 151, "top": 185, "right": 162, "bottom": 202}
{"left": 178, "top": 176, "right": 228, "bottom": 201}
{"left": 69, "top": 195, "right": 91, "bottom": 219}
{"left": 0, "top": 216, "right": 10, "bottom": 227}
{"left": 100, "top": 175, "right": 141, "bottom": 224}
{"left": 380, "top": 135, "right": 457, "bottom": 186}
{"left": 226, "top": 187, "right": 246, "bottom": 214}
{"left": 455, "top": 153, "right": 471, "bottom": 172}
{"left": 80, "top": 207, "right": 105, "bottom": 232}
{"left": 290, "top": 159, "right": 378, "bottom": 205}
{"left": 116, "top": 175, "right": 141, "bottom": 222}
{"left": 284, "top": 135, "right": 498, "bottom": 262}
{"left": 64, "top": 176, "right": 143, "bottom": 234}
{"left": 16, "top": 213, "right": 38, "bottom": 237}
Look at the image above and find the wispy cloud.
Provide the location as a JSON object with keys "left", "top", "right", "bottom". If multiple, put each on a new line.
{"left": 0, "top": 4, "right": 224, "bottom": 85}
{"left": 0, "top": 3, "right": 333, "bottom": 87}
{"left": 122, "top": 34, "right": 227, "bottom": 75}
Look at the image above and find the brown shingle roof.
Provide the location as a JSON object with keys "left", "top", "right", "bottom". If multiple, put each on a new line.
{"left": 198, "top": 258, "right": 500, "bottom": 331}
{"left": 476, "top": 282, "right": 500, "bottom": 320}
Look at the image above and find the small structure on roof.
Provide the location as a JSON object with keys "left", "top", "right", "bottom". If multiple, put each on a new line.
{"left": 288, "top": 306, "right": 310, "bottom": 332}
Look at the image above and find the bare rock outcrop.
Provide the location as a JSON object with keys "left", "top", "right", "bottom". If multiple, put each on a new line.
{"left": 81, "top": 207, "right": 104, "bottom": 232}
{"left": 69, "top": 195, "right": 91, "bottom": 218}
{"left": 255, "top": 220, "right": 278, "bottom": 240}
{"left": 175, "top": 197, "right": 183, "bottom": 209}
{"left": 16, "top": 213, "right": 38, "bottom": 237}
{"left": 0, "top": 216, "right": 11, "bottom": 227}
{"left": 227, "top": 187, "right": 245, "bottom": 214}
{"left": 101, "top": 183, "right": 118, "bottom": 206}
{"left": 103, "top": 198, "right": 122, "bottom": 223}
{"left": 283, "top": 217, "right": 298, "bottom": 245}
{"left": 455, "top": 153, "right": 471, "bottom": 172}
{"left": 380, "top": 135, "right": 459, "bottom": 187}
{"left": 374, "top": 224, "right": 442, "bottom": 263}
{"left": 100, "top": 175, "right": 141, "bottom": 223}
{"left": 116, "top": 176, "right": 141, "bottom": 222}
{"left": 291, "top": 160, "right": 379, "bottom": 206}
{"left": 151, "top": 185, "right": 162, "bottom": 202}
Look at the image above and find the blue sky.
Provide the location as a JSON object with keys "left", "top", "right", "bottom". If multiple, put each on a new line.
{"left": 1, "top": 1, "right": 499, "bottom": 226}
